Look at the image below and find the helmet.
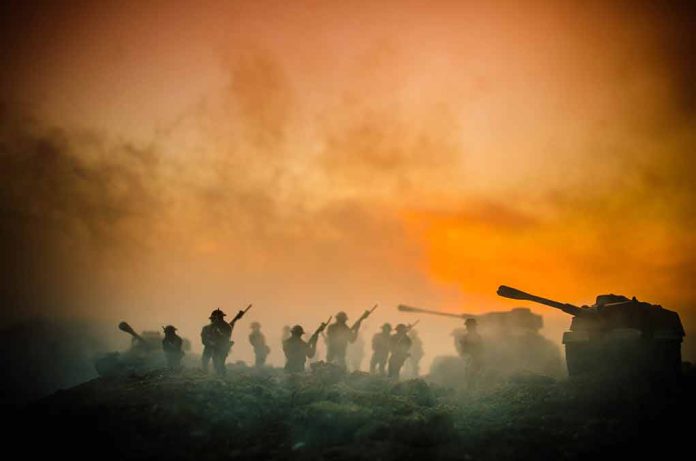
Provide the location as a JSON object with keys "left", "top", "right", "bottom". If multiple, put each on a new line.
{"left": 291, "top": 325, "right": 304, "bottom": 335}
{"left": 336, "top": 311, "right": 348, "bottom": 322}
{"left": 465, "top": 318, "right": 477, "bottom": 327}
{"left": 163, "top": 325, "right": 177, "bottom": 333}
{"left": 250, "top": 321, "right": 261, "bottom": 329}
{"left": 395, "top": 324, "right": 408, "bottom": 333}
{"left": 381, "top": 323, "right": 392, "bottom": 332}
{"left": 209, "top": 308, "right": 226, "bottom": 320}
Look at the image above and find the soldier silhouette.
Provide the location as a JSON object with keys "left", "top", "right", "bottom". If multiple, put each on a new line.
{"left": 326, "top": 312, "right": 356, "bottom": 368}
{"left": 162, "top": 325, "right": 184, "bottom": 369}
{"left": 370, "top": 323, "right": 392, "bottom": 375}
{"left": 326, "top": 308, "right": 374, "bottom": 368}
{"left": 248, "top": 322, "right": 270, "bottom": 366}
{"left": 281, "top": 325, "right": 291, "bottom": 342}
{"left": 201, "top": 307, "right": 249, "bottom": 375}
{"left": 388, "top": 324, "right": 412, "bottom": 378}
{"left": 282, "top": 325, "right": 318, "bottom": 373}
{"left": 405, "top": 328, "right": 423, "bottom": 377}
{"left": 201, "top": 309, "right": 231, "bottom": 374}
{"left": 459, "top": 318, "right": 483, "bottom": 386}
{"left": 347, "top": 333, "right": 365, "bottom": 372}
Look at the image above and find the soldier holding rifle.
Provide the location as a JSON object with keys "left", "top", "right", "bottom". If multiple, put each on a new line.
{"left": 388, "top": 323, "right": 416, "bottom": 378}
{"left": 201, "top": 304, "right": 252, "bottom": 375}
{"left": 283, "top": 317, "right": 331, "bottom": 373}
{"left": 326, "top": 305, "right": 377, "bottom": 368}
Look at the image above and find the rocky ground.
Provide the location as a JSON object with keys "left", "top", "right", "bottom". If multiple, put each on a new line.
{"left": 9, "top": 364, "right": 696, "bottom": 460}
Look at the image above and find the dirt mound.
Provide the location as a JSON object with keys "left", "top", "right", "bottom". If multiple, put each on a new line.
{"left": 8, "top": 366, "right": 696, "bottom": 459}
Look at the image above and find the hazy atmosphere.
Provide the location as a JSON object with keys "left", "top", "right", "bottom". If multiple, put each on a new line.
{"left": 1, "top": 0, "right": 695, "bottom": 378}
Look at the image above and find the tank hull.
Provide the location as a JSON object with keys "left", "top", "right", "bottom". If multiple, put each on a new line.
{"left": 563, "top": 330, "right": 682, "bottom": 377}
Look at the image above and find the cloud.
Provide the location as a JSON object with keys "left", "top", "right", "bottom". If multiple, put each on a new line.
{"left": 0, "top": 105, "right": 170, "bottom": 321}
{"left": 1, "top": 1, "right": 695, "bottom": 368}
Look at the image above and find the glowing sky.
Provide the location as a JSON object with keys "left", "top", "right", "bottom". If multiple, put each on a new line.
{"left": 1, "top": 0, "right": 694, "bottom": 364}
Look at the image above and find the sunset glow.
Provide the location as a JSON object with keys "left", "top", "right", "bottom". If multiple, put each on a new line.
{"left": 1, "top": 0, "right": 694, "bottom": 366}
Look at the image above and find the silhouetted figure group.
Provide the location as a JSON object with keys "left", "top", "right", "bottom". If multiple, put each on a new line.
{"left": 369, "top": 322, "right": 418, "bottom": 378}
{"left": 283, "top": 310, "right": 374, "bottom": 373}
{"left": 155, "top": 304, "right": 432, "bottom": 378}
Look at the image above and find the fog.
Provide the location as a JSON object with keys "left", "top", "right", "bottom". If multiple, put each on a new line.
{"left": 1, "top": 1, "right": 695, "bottom": 400}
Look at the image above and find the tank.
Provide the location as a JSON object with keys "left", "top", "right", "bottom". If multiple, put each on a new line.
{"left": 398, "top": 304, "right": 543, "bottom": 333}
{"left": 94, "top": 322, "right": 168, "bottom": 376}
{"left": 398, "top": 304, "right": 563, "bottom": 378}
{"left": 497, "top": 285, "right": 685, "bottom": 377}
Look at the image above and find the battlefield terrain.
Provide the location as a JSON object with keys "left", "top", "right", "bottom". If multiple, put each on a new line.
{"left": 12, "top": 363, "right": 695, "bottom": 460}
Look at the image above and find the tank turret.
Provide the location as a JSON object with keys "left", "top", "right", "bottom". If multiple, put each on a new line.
{"left": 397, "top": 304, "right": 543, "bottom": 333}
{"left": 94, "top": 322, "right": 172, "bottom": 376}
{"left": 398, "top": 304, "right": 562, "bottom": 378}
{"left": 497, "top": 285, "right": 685, "bottom": 377}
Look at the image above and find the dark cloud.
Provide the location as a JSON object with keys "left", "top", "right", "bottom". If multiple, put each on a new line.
{"left": 0, "top": 104, "right": 165, "bottom": 322}
{"left": 1, "top": 1, "right": 695, "bottom": 371}
{"left": 633, "top": 0, "right": 696, "bottom": 118}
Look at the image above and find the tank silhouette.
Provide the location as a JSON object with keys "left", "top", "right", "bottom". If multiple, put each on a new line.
{"left": 496, "top": 285, "right": 685, "bottom": 377}
{"left": 94, "top": 322, "right": 190, "bottom": 376}
{"left": 398, "top": 304, "right": 563, "bottom": 379}
{"left": 398, "top": 304, "right": 543, "bottom": 333}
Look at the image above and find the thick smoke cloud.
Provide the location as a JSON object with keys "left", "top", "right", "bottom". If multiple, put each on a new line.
{"left": 0, "top": 1, "right": 695, "bottom": 398}
{"left": 0, "top": 106, "right": 167, "bottom": 322}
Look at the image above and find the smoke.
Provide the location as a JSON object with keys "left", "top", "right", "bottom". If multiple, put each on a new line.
{"left": 1, "top": 0, "right": 695, "bottom": 402}
{"left": 0, "top": 318, "right": 116, "bottom": 405}
{"left": 0, "top": 105, "right": 169, "bottom": 322}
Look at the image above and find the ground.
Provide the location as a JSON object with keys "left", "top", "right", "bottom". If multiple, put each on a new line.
{"left": 10, "top": 364, "right": 696, "bottom": 460}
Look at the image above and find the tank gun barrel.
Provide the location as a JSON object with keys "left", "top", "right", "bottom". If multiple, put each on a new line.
{"left": 496, "top": 286, "right": 584, "bottom": 316}
{"left": 398, "top": 304, "right": 476, "bottom": 319}
{"left": 118, "top": 321, "right": 146, "bottom": 343}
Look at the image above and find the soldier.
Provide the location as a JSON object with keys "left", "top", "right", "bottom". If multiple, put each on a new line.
{"left": 281, "top": 325, "right": 291, "bottom": 342}
{"left": 388, "top": 324, "right": 412, "bottom": 378}
{"left": 248, "top": 321, "right": 270, "bottom": 366}
{"left": 370, "top": 323, "right": 392, "bottom": 375}
{"left": 201, "top": 309, "right": 230, "bottom": 374}
{"left": 326, "top": 307, "right": 375, "bottom": 368}
{"left": 162, "top": 325, "right": 184, "bottom": 369}
{"left": 326, "top": 312, "right": 355, "bottom": 368}
{"left": 201, "top": 306, "right": 249, "bottom": 375}
{"left": 459, "top": 318, "right": 483, "bottom": 385}
{"left": 282, "top": 325, "right": 318, "bottom": 373}
{"left": 405, "top": 328, "right": 424, "bottom": 377}
{"left": 347, "top": 333, "right": 365, "bottom": 372}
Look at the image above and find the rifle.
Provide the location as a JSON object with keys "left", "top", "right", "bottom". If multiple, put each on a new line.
{"left": 310, "top": 315, "right": 333, "bottom": 341}
{"left": 394, "top": 322, "right": 416, "bottom": 355}
{"left": 118, "top": 321, "right": 148, "bottom": 345}
{"left": 398, "top": 304, "right": 469, "bottom": 319}
{"left": 310, "top": 316, "right": 332, "bottom": 345}
{"left": 230, "top": 304, "right": 253, "bottom": 325}
{"left": 351, "top": 304, "right": 378, "bottom": 331}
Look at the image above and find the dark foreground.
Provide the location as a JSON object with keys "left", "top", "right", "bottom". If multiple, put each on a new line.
{"left": 10, "top": 365, "right": 696, "bottom": 460}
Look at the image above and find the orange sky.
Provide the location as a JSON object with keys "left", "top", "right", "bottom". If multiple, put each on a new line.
{"left": 1, "top": 0, "right": 695, "bottom": 364}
